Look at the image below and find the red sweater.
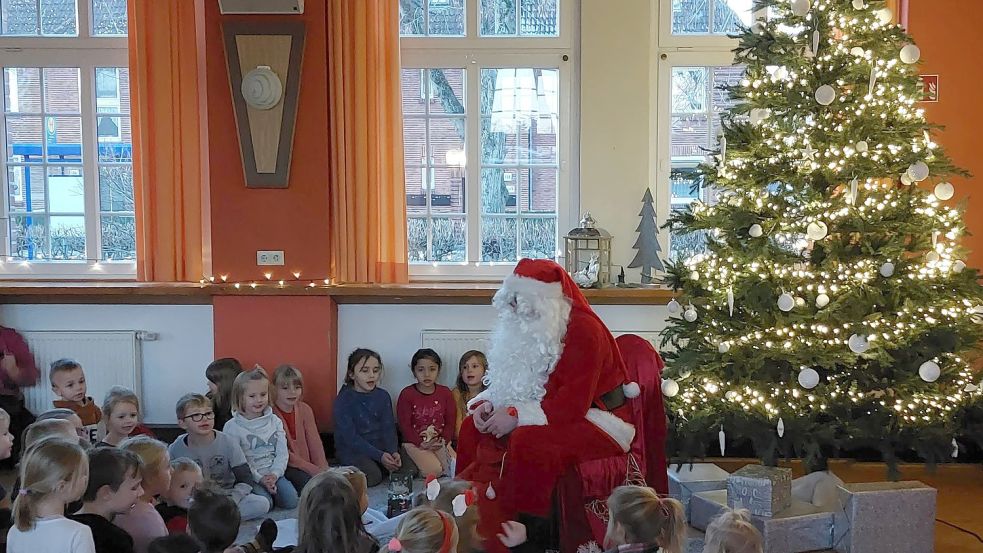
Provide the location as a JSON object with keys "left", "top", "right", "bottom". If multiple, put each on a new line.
{"left": 273, "top": 401, "right": 329, "bottom": 476}
{"left": 0, "top": 327, "right": 40, "bottom": 396}
{"left": 396, "top": 384, "right": 456, "bottom": 447}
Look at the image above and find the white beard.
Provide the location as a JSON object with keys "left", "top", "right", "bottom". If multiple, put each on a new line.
{"left": 476, "top": 282, "right": 572, "bottom": 410}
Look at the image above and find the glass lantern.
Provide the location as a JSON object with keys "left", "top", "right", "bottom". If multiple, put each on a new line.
{"left": 564, "top": 212, "right": 613, "bottom": 287}
{"left": 387, "top": 471, "right": 414, "bottom": 517}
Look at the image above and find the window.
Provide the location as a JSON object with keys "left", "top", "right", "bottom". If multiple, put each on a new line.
{"left": 401, "top": 0, "right": 573, "bottom": 278}
{"left": 0, "top": 0, "right": 131, "bottom": 277}
{"left": 657, "top": 1, "right": 756, "bottom": 262}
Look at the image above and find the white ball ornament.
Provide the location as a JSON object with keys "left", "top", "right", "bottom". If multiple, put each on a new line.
{"left": 778, "top": 293, "right": 795, "bottom": 312}
{"left": 816, "top": 293, "right": 830, "bottom": 308}
{"left": 662, "top": 378, "right": 680, "bottom": 397}
{"left": 880, "top": 262, "right": 895, "bottom": 277}
{"left": 848, "top": 334, "right": 870, "bottom": 354}
{"left": 790, "top": 0, "right": 811, "bottom": 17}
{"left": 798, "top": 367, "right": 820, "bottom": 389}
{"left": 795, "top": 297, "right": 806, "bottom": 308}
{"left": 684, "top": 307, "right": 698, "bottom": 322}
{"left": 667, "top": 298, "right": 682, "bottom": 315}
{"left": 850, "top": 47, "right": 866, "bottom": 57}
{"left": 900, "top": 172, "right": 914, "bottom": 186}
{"left": 926, "top": 251, "right": 941, "bottom": 263}
{"left": 900, "top": 44, "right": 921, "bottom": 64}
{"left": 718, "top": 342, "right": 731, "bottom": 354}
{"left": 934, "top": 181, "right": 955, "bottom": 200}
{"left": 806, "top": 221, "right": 828, "bottom": 241}
{"left": 852, "top": 0, "right": 866, "bottom": 8}
{"left": 919, "top": 361, "right": 941, "bottom": 383}
{"left": 679, "top": 368, "right": 692, "bottom": 379}
{"left": 953, "top": 260, "right": 967, "bottom": 273}
{"left": 856, "top": 140, "right": 869, "bottom": 153}
{"left": 749, "top": 224, "right": 764, "bottom": 238}
{"left": 876, "top": 7, "right": 893, "bottom": 25}
{"left": 690, "top": 270, "right": 700, "bottom": 281}
{"left": 908, "top": 161, "right": 930, "bottom": 182}
{"left": 815, "top": 85, "right": 836, "bottom": 106}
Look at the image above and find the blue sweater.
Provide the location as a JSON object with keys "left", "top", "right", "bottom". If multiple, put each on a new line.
{"left": 333, "top": 385, "right": 399, "bottom": 463}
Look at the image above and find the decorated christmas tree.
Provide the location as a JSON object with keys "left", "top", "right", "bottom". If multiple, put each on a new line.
{"left": 661, "top": 0, "right": 983, "bottom": 472}
{"left": 629, "top": 188, "right": 666, "bottom": 284}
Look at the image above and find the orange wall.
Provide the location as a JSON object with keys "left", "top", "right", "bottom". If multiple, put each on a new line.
{"left": 213, "top": 296, "right": 339, "bottom": 430}
{"left": 200, "top": 1, "right": 331, "bottom": 281}
{"left": 200, "top": 3, "right": 338, "bottom": 428}
{"left": 909, "top": 1, "right": 983, "bottom": 268}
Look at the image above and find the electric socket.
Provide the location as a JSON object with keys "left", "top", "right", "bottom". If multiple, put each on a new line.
{"left": 257, "top": 250, "right": 285, "bottom": 266}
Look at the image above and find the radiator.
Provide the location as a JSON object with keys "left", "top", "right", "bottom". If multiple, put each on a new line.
{"left": 19, "top": 331, "right": 142, "bottom": 416}
{"left": 420, "top": 329, "right": 661, "bottom": 370}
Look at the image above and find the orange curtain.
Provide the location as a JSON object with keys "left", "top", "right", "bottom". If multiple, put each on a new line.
{"left": 326, "top": 0, "right": 408, "bottom": 284}
{"left": 128, "top": 0, "right": 204, "bottom": 281}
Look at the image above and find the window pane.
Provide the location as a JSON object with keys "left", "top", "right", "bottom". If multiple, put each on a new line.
{"left": 405, "top": 166, "right": 427, "bottom": 215}
{"left": 44, "top": 116, "right": 82, "bottom": 162}
{"left": 97, "top": 117, "right": 131, "bottom": 160}
{"left": 47, "top": 166, "right": 84, "bottom": 212}
{"left": 49, "top": 215, "right": 84, "bottom": 259}
{"left": 9, "top": 214, "right": 48, "bottom": 259}
{"left": 428, "top": 118, "right": 465, "bottom": 170}
{"left": 1, "top": 0, "right": 39, "bottom": 35}
{"left": 520, "top": 217, "right": 556, "bottom": 259}
{"left": 401, "top": 69, "right": 426, "bottom": 115}
{"left": 100, "top": 215, "right": 134, "bottom": 260}
{"left": 670, "top": 115, "right": 709, "bottom": 159}
{"left": 403, "top": 118, "right": 426, "bottom": 168}
{"left": 671, "top": 67, "right": 708, "bottom": 113}
{"left": 481, "top": 168, "right": 516, "bottom": 214}
{"left": 480, "top": 0, "right": 515, "bottom": 36}
{"left": 430, "top": 167, "right": 465, "bottom": 214}
{"left": 4, "top": 68, "right": 41, "bottom": 113}
{"left": 399, "top": 0, "right": 424, "bottom": 36}
{"left": 519, "top": 168, "right": 556, "bottom": 213}
{"left": 481, "top": 216, "right": 517, "bottom": 262}
{"left": 519, "top": 0, "right": 558, "bottom": 36}
{"left": 43, "top": 67, "right": 80, "bottom": 113}
{"left": 91, "top": 0, "right": 126, "bottom": 36}
{"left": 672, "top": 0, "right": 709, "bottom": 34}
{"left": 428, "top": 69, "right": 465, "bottom": 115}
{"left": 428, "top": 0, "right": 464, "bottom": 36}
{"left": 6, "top": 165, "right": 45, "bottom": 212}
{"left": 519, "top": 116, "right": 557, "bottom": 162}
{"left": 712, "top": 0, "right": 753, "bottom": 34}
{"left": 98, "top": 164, "right": 132, "bottom": 211}
{"left": 480, "top": 117, "right": 515, "bottom": 164}
{"left": 431, "top": 217, "right": 466, "bottom": 261}
{"left": 41, "top": 0, "right": 77, "bottom": 36}
{"left": 6, "top": 116, "right": 43, "bottom": 163}
{"left": 408, "top": 218, "right": 428, "bottom": 262}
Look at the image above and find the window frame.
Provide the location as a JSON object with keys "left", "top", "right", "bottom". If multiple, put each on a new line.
{"left": 0, "top": 0, "right": 132, "bottom": 278}
{"left": 402, "top": 0, "right": 577, "bottom": 281}
{"left": 655, "top": 2, "right": 762, "bottom": 264}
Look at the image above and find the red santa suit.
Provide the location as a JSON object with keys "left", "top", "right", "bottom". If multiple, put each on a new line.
{"left": 456, "top": 259, "right": 636, "bottom": 550}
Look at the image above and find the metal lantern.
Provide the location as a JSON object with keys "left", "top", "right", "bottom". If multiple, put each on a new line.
{"left": 564, "top": 212, "right": 613, "bottom": 287}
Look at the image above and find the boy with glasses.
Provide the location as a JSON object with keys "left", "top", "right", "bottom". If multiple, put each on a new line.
{"left": 167, "top": 393, "right": 270, "bottom": 519}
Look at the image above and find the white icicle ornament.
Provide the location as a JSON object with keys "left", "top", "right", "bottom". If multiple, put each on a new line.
{"left": 718, "top": 425, "right": 726, "bottom": 456}
{"left": 777, "top": 418, "right": 785, "bottom": 438}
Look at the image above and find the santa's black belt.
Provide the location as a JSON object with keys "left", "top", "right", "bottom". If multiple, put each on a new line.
{"left": 599, "top": 386, "right": 626, "bottom": 411}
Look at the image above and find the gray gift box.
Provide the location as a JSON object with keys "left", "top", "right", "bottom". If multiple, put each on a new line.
{"left": 691, "top": 490, "right": 834, "bottom": 553}
{"left": 668, "top": 463, "right": 730, "bottom": 518}
{"left": 727, "top": 464, "right": 792, "bottom": 517}
{"left": 833, "top": 481, "right": 936, "bottom": 553}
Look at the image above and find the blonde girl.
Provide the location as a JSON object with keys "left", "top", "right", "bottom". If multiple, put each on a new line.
{"left": 98, "top": 386, "right": 146, "bottom": 447}
{"left": 115, "top": 436, "right": 171, "bottom": 553}
{"left": 272, "top": 364, "right": 329, "bottom": 492}
{"left": 204, "top": 357, "right": 242, "bottom": 431}
{"left": 8, "top": 438, "right": 92, "bottom": 553}
{"left": 381, "top": 507, "right": 459, "bottom": 553}
{"left": 224, "top": 367, "right": 298, "bottom": 509}
{"left": 604, "top": 485, "right": 686, "bottom": 553}
{"left": 451, "top": 351, "right": 487, "bottom": 439}
{"left": 292, "top": 470, "right": 378, "bottom": 553}
{"left": 703, "top": 509, "right": 764, "bottom": 553}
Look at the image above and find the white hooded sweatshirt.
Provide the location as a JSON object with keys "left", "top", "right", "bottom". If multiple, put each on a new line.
{"left": 223, "top": 406, "right": 289, "bottom": 480}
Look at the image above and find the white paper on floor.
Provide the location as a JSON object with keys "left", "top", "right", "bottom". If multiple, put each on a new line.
{"left": 273, "top": 518, "right": 299, "bottom": 548}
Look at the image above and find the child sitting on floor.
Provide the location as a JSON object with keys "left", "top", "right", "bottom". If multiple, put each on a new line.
{"left": 381, "top": 507, "right": 458, "bottom": 553}
{"left": 702, "top": 508, "right": 763, "bottom": 553}
{"left": 115, "top": 436, "right": 173, "bottom": 553}
{"left": 69, "top": 446, "right": 145, "bottom": 553}
{"left": 271, "top": 365, "right": 329, "bottom": 492}
{"left": 290, "top": 470, "right": 379, "bottom": 553}
{"left": 397, "top": 349, "right": 456, "bottom": 479}
{"left": 49, "top": 359, "right": 101, "bottom": 444}
{"left": 97, "top": 386, "right": 155, "bottom": 447}
{"left": 156, "top": 457, "right": 204, "bottom": 534}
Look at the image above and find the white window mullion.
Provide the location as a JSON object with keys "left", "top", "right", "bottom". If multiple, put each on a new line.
{"left": 465, "top": 60, "right": 481, "bottom": 264}
{"left": 80, "top": 62, "right": 100, "bottom": 261}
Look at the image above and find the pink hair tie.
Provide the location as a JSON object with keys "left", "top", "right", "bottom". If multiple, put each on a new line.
{"left": 388, "top": 538, "right": 402, "bottom": 551}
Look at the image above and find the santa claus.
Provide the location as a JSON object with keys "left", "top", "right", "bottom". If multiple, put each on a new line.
{"left": 456, "top": 258, "right": 637, "bottom": 551}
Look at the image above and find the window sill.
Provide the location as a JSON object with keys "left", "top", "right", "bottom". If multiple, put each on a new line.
{"left": 0, "top": 281, "right": 675, "bottom": 305}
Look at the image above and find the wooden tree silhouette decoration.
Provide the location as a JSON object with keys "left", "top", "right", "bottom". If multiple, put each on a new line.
{"left": 628, "top": 188, "right": 664, "bottom": 283}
